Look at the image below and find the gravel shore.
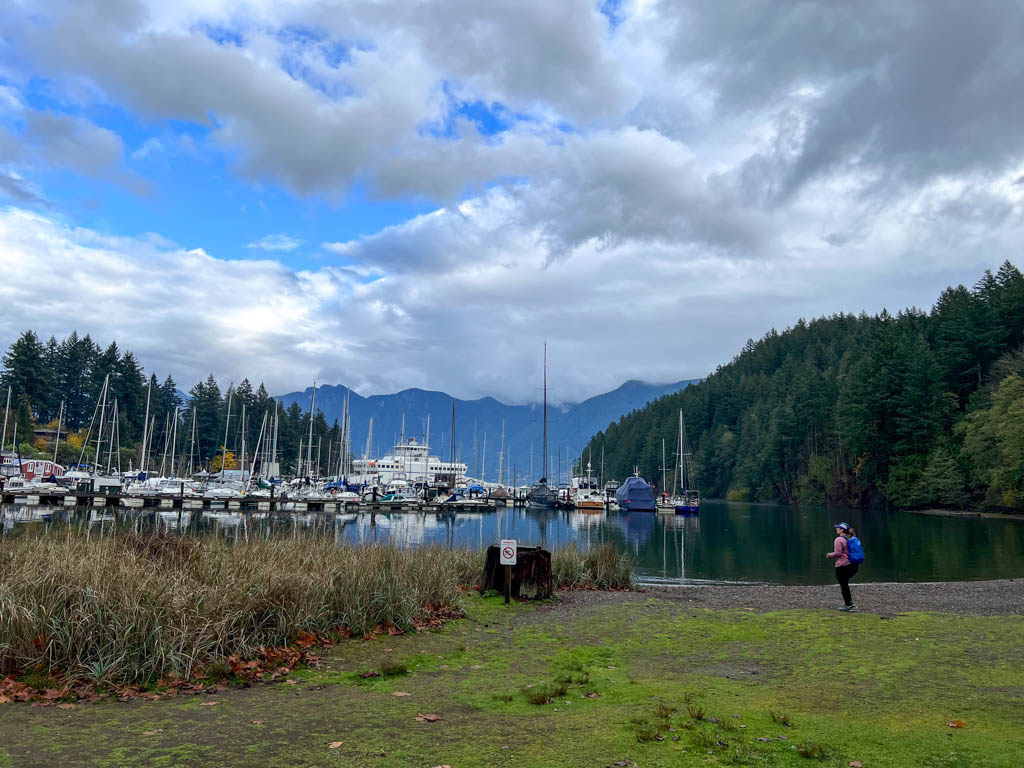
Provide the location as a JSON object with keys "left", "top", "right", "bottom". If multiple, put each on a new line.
{"left": 555, "top": 578, "right": 1023, "bottom": 616}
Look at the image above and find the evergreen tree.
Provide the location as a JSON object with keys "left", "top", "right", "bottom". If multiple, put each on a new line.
{"left": 1, "top": 330, "right": 50, "bottom": 419}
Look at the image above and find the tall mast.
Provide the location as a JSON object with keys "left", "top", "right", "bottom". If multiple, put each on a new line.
{"left": 95, "top": 374, "right": 109, "bottom": 472}
{"left": 188, "top": 407, "right": 197, "bottom": 476}
{"left": 499, "top": 419, "right": 505, "bottom": 485}
{"left": 305, "top": 382, "right": 316, "bottom": 478}
{"left": 365, "top": 417, "right": 374, "bottom": 459}
{"left": 661, "top": 438, "right": 667, "bottom": 495}
{"left": 1, "top": 386, "right": 10, "bottom": 455}
{"left": 400, "top": 412, "right": 405, "bottom": 443}
{"left": 159, "top": 413, "right": 170, "bottom": 476}
{"left": 481, "top": 432, "right": 486, "bottom": 482}
{"left": 171, "top": 407, "right": 179, "bottom": 476}
{"left": 542, "top": 342, "right": 547, "bottom": 480}
{"left": 140, "top": 377, "right": 152, "bottom": 473}
{"left": 106, "top": 399, "right": 118, "bottom": 474}
{"left": 220, "top": 387, "right": 233, "bottom": 479}
{"left": 53, "top": 399, "right": 64, "bottom": 464}
{"left": 240, "top": 403, "right": 247, "bottom": 480}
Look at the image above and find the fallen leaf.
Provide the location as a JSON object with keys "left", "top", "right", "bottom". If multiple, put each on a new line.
{"left": 415, "top": 712, "right": 443, "bottom": 722}
{"left": 328, "top": 741, "right": 344, "bottom": 749}
{"left": 284, "top": 680, "right": 298, "bottom": 686}
{"left": 394, "top": 691, "right": 412, "bottom": 697}
{"left": 200, "top": 701, "right": 217, "bottom": 707}
{"left": 947, "top": 719, "right": 966, "bottom": 728}
{"left": 430, "top": 765, "right": 453, "bottom": 768}
{"left": 849, "top": 762, "right": 863, "bottom": 767}
{"left": 56, "top": 703, "right": 75, "bottom": 710}
{"left": 582, "top": 692, "right": 599, "bottom": 698}
{"left": 0, "top": 696, "right": 11, "bottom": 704}
{"left": 250, "top": 720, "right": 264, "bottom": 725}
{"left": 142, "top": 731, "right": 157, "bottom": 736}
{"left": 360, "top": 671, "right": 380, "bottom": 679}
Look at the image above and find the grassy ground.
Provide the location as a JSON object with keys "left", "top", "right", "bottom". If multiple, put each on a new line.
{"left": 0, "top": 590, "right": 1020, "bottom": 768}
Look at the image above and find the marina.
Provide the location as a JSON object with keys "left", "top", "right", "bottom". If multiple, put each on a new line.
{"left": 4, "top": 499, "right": 1021, "bottom": 585}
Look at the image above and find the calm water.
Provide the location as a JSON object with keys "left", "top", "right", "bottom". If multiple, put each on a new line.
{"left": 3, "top": 500, "right": 1022, "bottom": 585}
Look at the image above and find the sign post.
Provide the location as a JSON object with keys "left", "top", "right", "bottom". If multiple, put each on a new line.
{"left": 499, "top": 538, "right": 517, "bottom": 605}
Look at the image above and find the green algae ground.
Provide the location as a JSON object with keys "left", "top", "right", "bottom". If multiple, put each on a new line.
{"left": 0, "top": 591, "right": 1020, "bottom": 767}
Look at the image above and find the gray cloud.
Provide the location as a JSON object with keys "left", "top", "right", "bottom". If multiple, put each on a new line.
{"left": 1, "top": 1, "right": 1023, "bottom": 402}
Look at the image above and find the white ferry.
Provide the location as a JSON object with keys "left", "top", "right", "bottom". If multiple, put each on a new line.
{"left": 350, "top": 437, "right": 467, "bottom": 487}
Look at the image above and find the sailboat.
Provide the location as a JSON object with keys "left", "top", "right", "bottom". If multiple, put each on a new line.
{"left": 526, "top": 343, "right": 558, "bottom": 508}
{"left": 673, "top": 410, "right": 700, "bottom": 514}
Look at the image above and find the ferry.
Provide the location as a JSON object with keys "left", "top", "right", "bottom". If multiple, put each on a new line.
{"left": 350, "top": 437, "right": 467, "bottom": 487}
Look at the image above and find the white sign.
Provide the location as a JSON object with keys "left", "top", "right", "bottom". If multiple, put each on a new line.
{"left": 499, "top": 539, "right": 517, "bottom": 565}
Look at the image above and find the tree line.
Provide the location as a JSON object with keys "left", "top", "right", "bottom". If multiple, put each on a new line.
{"left": 0, "top": 332, "right": 341, "bottom": 476}
{"left": 585, "top": 261, "right": 1024, "bottom": 511}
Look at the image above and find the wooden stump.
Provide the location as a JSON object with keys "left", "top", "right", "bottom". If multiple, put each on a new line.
{"left": 479, "top": 545, "right": 553, "bottom": 600}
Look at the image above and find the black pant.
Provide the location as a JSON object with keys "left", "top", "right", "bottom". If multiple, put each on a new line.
{"left": 835, "top": 563, "right": 859, "bottom": 606}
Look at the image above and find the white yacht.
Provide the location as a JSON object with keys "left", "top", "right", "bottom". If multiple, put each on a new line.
{"left": 350, "top": 438, "right": 467, "bottom": 487}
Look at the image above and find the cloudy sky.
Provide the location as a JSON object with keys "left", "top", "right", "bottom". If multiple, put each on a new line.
{"left": 1, "top": 0, "right": 1023, "bottom": 404}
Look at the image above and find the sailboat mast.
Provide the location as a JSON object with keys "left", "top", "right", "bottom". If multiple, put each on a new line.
{"left": 95, "top": 375, "right": 109, "bottom": 473}
{"left": 304, "top": 384, "right": 315, "bottom": 478}
{"left": 240, "top": 403, "right": 247, "bottom": 480}
{"left": 0, "top": 386, "right": 9, "bottom": 453}
{"left": 220, "top": 388, "right": 233, "bottom": 480}
{"left": 170, "top": 406, "right": 178, "bottom": 476}
{"left": 188, "top": 407, "right": 197, "bottom": 476}
{"left": 140, "top": 378, "right": 151, "bottom": 473}
{"left": 542, "top": 342, "right": 547, "bottom": 479}
{"left": 106, "top": 399, "right": 118, "bottom": 474}
{"left": 53, "top": 399, "right": 64, "bottom": 464}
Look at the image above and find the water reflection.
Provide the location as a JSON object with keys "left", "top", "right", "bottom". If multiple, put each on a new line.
{"left": 2, "top": 500, "right": 1022, "bottom": 585}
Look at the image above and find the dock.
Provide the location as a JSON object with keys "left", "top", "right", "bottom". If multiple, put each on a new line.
{"left": 0, "top": 489, "right": 509, "bottom": 515}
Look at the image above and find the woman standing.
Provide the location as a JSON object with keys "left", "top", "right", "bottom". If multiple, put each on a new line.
{"left": 826, "top": 522, "right": 858, "bottom": 611}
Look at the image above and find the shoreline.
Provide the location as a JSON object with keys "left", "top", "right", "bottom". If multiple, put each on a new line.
{"left": 554, "top": 578, "right": 1024, "bottom": 617}
{"left": 910, "top": 507, "right": 1024, "bottom": 520}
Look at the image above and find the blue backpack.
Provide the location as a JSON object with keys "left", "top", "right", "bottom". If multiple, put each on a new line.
{"left": 847, "top": 536, "right": 865, "bottom": 564}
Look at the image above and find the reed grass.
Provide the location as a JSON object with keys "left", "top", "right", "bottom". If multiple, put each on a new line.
{"left": 551, "top": 542, "right": 634, "bottom": 590}
{"left": 0, "top": 532, "right": 632, "bottom": 687}
{"left": 0, "top": 532, "right": 473, "bottom": 686}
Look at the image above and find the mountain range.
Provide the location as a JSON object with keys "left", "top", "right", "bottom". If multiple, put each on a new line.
{"left": 275, "top": 379, "right": 696, "bottom": 483}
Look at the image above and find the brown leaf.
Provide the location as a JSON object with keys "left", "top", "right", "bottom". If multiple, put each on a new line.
{"left": 328, "top": 741, "right": 344, "bottom": 749}
{"left": 56, "top": 703, "right": 75, "bottom": 710}
{"left": 415, "top": 712, "right": 443, "bottom": 722}
{"left": 387, "top": 626, "right": 405, "bottom": 636}
{"left": 295, "top": 631, "right": 317, "bottom": 649}
{"left": 947, "top": 719, "right": 966, "bottom": 728}
{"left": 582, "top": 692, "right": 599, "bottom": 698}
{"left": 430, "top": 765, "right": 453, "bottom": 768}
{"left": 142, "top": 731, "right": 158, "bottom": 736}
{"left": 394, "top": 691, "right": 412, "bottom": 697}
{"left": 200, "top": 701, "right": 217, "bottom": 707}
{"left": 0, "top": 696, "right": 11, "bottom": 704}
{"left": 849, "top": 762, "right": 863, "bottom": 767}
{"left": 250, "top": 720, "right": 265, "bottom": 725}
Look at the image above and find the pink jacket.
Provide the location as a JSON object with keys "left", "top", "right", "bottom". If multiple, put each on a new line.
{"left": 826, "top": 536, "right": 850, "bottom": 567}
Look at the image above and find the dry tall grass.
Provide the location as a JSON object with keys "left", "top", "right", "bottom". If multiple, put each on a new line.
{"left": 0, "top": 533, "right": 477, "bottom": 685}
{"left": 552, "top": 542, "right": 634, "bottom": 590}
{"left": 0, "top": 532, "right": 630, "bottom": 686}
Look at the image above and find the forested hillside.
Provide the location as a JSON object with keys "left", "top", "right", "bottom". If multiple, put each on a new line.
{"left": 585, "top": 262, "right": 1024, "bottom": 511}
{"left": 0, "top": 332, "right": 329, "bottom": 475}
